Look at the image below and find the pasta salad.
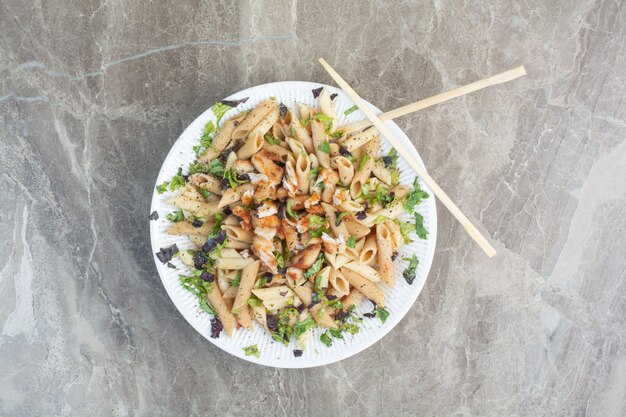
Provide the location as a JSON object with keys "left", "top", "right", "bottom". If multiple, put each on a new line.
{"left": 152, "top": 87, "right": 429, "bottom": 356}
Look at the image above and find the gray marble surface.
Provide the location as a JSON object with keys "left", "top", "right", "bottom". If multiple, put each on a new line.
{"left": 1, "top": 0, "right": 625, "bottom": 416}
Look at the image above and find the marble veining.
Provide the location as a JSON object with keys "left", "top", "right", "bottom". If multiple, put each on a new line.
{"left": 0, "top": 0, "right": 625, "bottom": 416}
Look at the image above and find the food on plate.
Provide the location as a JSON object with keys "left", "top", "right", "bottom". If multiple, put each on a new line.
{"left": 154, "top": 87, "right": 429, "bottom": 354}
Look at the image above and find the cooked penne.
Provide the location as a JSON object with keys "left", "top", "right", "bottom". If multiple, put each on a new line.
{"left": 207, "top": 282, "right": 238, "bottom": 336}
{"left": 384, "top": 220, "right": 404, "bottom": 251}
{"left": 214, "top": 256, "right": 255, "bottom": 270}
{"left": 232, "top": 260, "right": 260, "bottom": 314}
{"left": 221, "top": 225, "right": 254, "bottom": 243}
{"left": 167, "top": 196, "right": 220, "bottom": 218}
{"left": 167, "top": 220, "right": 215, "bottom": 237}
{"left": 291, "top": 120, "right": 314, "bottom": 153}
{"left": 237, "top": 130, "right": 265, "bottom": 160}
{"left": 232, "top": 99, "right": 277, "bottom": 140}
{"left": 311, "top": 120, "right": 330, "bottom": 168}
{"left": 376, "top": 223, "right": 395, "bottom": 287}
{"left": 341, "top": 127, "right": 378, "bottom": 152}
{"left": 249, "top": 107, "right": 280, "bottom": 137}
{"left": 340, "top": 268, "right": 385, "bottom": 307}
{"left": 318, "top": 87, "right": 337, "bottom": 133}
{"left": 344, "top": 219, "right": 371, "bottom": 239}
{"left": 329, "top": 268, "right": 350, "bottom": 298}
{"left": 342, "top": 260, "right": 381, "bottom": 282}
{"left": 218, "top": 183, "right": 255, "bottom": 208}
{"left": 359, "top": 235, "right": 378, "bottom": 265}
{"left": 199, "top": 119, "right": 237, "bottom": 163}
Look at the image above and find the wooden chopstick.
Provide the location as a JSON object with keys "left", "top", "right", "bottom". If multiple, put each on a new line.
{"left": 342, "top": 66, "right": 526, "bottom": 133}
{"left": 319, "top": 58, "right": 498, "bottom": 257}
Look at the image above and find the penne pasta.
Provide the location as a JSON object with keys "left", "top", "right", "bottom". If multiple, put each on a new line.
{"left": 341, "top": 127, "right": 378, "bottom": 152}
{"left": 167, "top": 196, "right": 220, "bottom": 218}
{"left": 342, "top": 260, "right": 381, "bottom": 282}
{"left": 198, "top": 119, "right": 237, "bottom": 163}
{"left": 376, "top": 223, "right": 395, "bottom": 287}
{"left": 359, "top": 234, "right": 378, "bottom": 266}
{"left": 207, "top": 281, "right": 238, "bottom": 336}
{"left": 232, "top": 99, "right": 277, "bottom": 140}
{"left": 237, "top": 130, "right": 265, "bottom": 160}
{"left": 311, "top": 120, "right": 330, "bottom": 168}
{"left": 231, "top": 260, "right": 261, "bottom": 314}
{"left": 340, "top": 267, "right": 385, "bottom": 307}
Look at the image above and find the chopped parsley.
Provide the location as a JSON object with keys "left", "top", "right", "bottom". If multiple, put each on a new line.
{"left": 212, "top": 101, "right": 233, "bottom": 127}
{"left": 242, "top": 345, "right": 260, "bottom": 358}
{"left": 320, "top": 332, "right": 333, "bottom": 347}
{"left": 223, "top": 168, "right": 248, "bottom": 188}
{"left": 193, "top": 120, "right": 216, "bottom": 156}
{"left": 383, "top": 148, "right": 398, "bottom": 169}
{"left": 344, "top": 104, "right": 359, "bottom": 116}
{"left": 286, "top": 199, "right": 297, "bottom": 219}
{"left": 304, "top": 253, "right": 325, "bottom": 279}
{"left": 314, "top": 113, "right": 334, "bottom": 133}
{"left": 180, "top": 270, "right": 216, "bottom": 314}
{"left": 256, "top": 276, "right": 268, "bottom": 288}
{"left": 199, "top": 189, "right": 210, "bottom": 199}
{"left": 170, "top": 167, "right": 186, "bottom": 191}
{"left": 414, "top": 212, "right": 428, "bottom": 240}
{"left": 329, "top": 328, "right": 343, "bottom": 339}
{"left": 335, "top": 211, "right": 348, "bottom": 226}
{"left": 390, "top": 170, "right": 400, "bottom": 186}
{"left": 375, "top": 215, "right": 388, "bottom": 224}
{"left": 247, "top": 296, "right": 262, "bottom": 307}
{"left": 156, "top": 181, "right": 169, "bottom": 194}
{"left": 330, "top": 130, "right": 345, "bottom": 139}
{"left": 166, "top": 210, "right": 185, "bottom": 222}
{"left": 358, "top": 154, "right": 371, "bottom": 171}
{"left": 317, "top": 140, "right": 331, "bottom": 154}
{"left": 403, "top": 178, "right": 430, "bottom": 214}
{"left": 294, "top": 316, "right": 315, "bottom": 339}
{"left": 291, "top": 127, "right": 297, "bottom": 138}
{"left": 275, "top": 251, "right": 286, "bottom": 268}
{"left": 394, "top": 219, "right": 415, "bottom": 244}
{"left": 264, "top": 133, "right": 280, "bottom": 145}
{"left": 231, "top": 270, "right": 242, "bottom": 286}
{"left": 374, "top": 184, "right": 395, "bottom": 208}
{"left": 403, "top": 254, "right": 419, "bottom": 284}
{"left": 309, "top": 166, "right": 322, "bottom": 181}
{"left": 308, "top": 215, "right": 326, "bottom": 229}
{"left": 309, "top": 226, "right": 331, "bottom": 238}
{"left": 157, "top": 167, "right": 186, "bottom": 193}
{"left": 346, "top": 236, "right": 356, "bottom": 249}
{"left": 208, "top": 159, "right": 225, "bottom": 176}
{"left": 373, "top": 307, "right": 390, "bottom": 323}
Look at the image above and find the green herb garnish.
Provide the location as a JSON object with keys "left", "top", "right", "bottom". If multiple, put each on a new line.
{"left": 156, "top": 181, "right": 169, "bottom": 194}
{"left": 358, "top": 154, "right": 370, "bottom": 171}
{"left": 264, "top": 133, "right": 280, "bottom": 145}
{"left": 223, "top": 168, "right": 248, "bottom": 188}
{"left": 247, "top": 296, "right": 262, "bottom": 307}
{"left": 403, "top": 178, "right": 429, "bottom": 214}
{"left": 373, "top": 307, "right": 390, "bottom": 323}
{"left": 314, "top": 113, "right": 334, "bottom": 133}
{"left": 308, "top": 215, "right": 326, "bottom": 229}
{"left": 242, "top": 345, "right": 260, "bottom": 358}
{"left": 414, "top": 212, "right": 428, "bottom": 240}
{"left": 346, "top": 236, "right": 356, "bottom": 249}
{"left": 231, "top": 270, "right": 242, "bottom": 286}
{"left": 199, "top": 189, "right": 210, "bottom": 199}
{"left": 208, "top": 159, "right": 225, "bottom": 176}
{"left": 294, "top": 316, "right": 315, "bottom": 339}
{"left": 304, "top": 253, "right": 325, "bottom": 279}
{"left": 309, "top": 166, "right": 322, "bottom": 181}
{"left": 317, "top": 140, "right": 331, "bottom": 154}
{"left": 403, "top": 254, "right": 419, "bottom": 284}
{"left": 167, "top": 210, "right": 185, "bottom": 222}
{"left": 320, "top": 332, "right": 333, "bottom": 347}
{"left": 344, "top": 105, "right": 359, "bottom": 116}
{"left": 286, "top": 199, "right": 297, "bottom": 219}
{"left": 170, "top": 167, "right": 186, "bottom": 191}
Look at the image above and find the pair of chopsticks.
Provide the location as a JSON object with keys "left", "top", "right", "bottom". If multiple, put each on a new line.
{"left": 319, "top": 58, "right": 527, "bottom": 257}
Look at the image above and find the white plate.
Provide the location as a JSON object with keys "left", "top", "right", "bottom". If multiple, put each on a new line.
{"left": 150, "top": 81, "right": 437, "bottom": 368}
